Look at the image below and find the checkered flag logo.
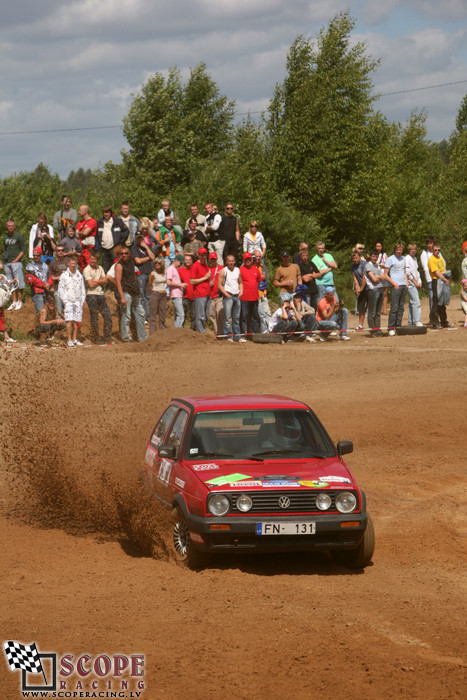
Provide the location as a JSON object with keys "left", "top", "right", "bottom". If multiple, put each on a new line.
{"left": 3, "top": 640, "right": 46, "bottom": 679}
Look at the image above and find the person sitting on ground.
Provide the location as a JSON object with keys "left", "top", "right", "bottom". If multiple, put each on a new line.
{"left": 292, "top": 293, "right": 317, "bottom": 342}
{"left": 316, "top": 286, "right": 350, "bottom": 341}
{"left": 83, "top": 251, "right": 113, "bottom": 344}
{"left": 268, "top": 299, "right": 299, "bottom": 342}
{"left": 35, "top": 294, "right": 66, "bottom": 342}
{"left": 58, "top": 255, "right": 86, "bottom": 347}
{"left": 60, "top": 224, "right": 82, "bottom": 257}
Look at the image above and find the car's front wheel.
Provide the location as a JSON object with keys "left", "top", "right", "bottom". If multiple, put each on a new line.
{"left": 171, "top": 508, "right": 211, "bottom": 570}
{"left": 331, "top": 514, "right": 375, "bottom": 569}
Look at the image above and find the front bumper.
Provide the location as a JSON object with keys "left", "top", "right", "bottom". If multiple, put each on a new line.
{"left": 185, "top": 511, "right": 368, "bottom": 553}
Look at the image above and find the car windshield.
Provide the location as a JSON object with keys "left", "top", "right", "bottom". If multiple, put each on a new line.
{"left": 185, "top": 409, "right": 335, "bottom": 460}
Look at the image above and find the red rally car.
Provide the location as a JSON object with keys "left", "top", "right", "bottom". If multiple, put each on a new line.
{"left": 143, "top": 395, "right": 375, "bottom": 569}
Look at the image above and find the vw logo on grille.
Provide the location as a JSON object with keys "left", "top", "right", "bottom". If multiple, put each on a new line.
{"left": 278, "top": 496, "right": 291, "bottom": 509}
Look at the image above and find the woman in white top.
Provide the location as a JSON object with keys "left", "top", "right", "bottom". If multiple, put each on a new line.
{"left": 243, "top": 221, "right": 266, "bottom": 256}
{"left": 148, "top": 257, "right": 167, "bottom": 333}
{"left": 29, "top": 212, "right": 54, "bottom": 259}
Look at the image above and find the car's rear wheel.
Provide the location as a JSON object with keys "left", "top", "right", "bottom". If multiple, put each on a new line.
{"left": 331, "top": 514, "right": 375, "bottom": 569}
{"left": 171, "top": 508, "right": 211, "bottom": 569}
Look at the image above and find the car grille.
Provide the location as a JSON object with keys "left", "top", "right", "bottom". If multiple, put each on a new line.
{"left": 229, "top": 489, "right": 358, "bottom": 514}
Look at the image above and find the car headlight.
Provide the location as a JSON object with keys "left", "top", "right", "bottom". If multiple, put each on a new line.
{"left": 236, "top": 494, "right": 253, "bottom": 512}
{"left": 335, "top": 491, "right": 357, "bottom": 513}
{"left": 207, "top": 494, "right": 230, "bottom": 516}
{"left": 315, "top": 493, "right": 332, "bottom": 510}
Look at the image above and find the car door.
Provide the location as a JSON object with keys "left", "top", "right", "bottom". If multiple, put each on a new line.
{"left": 156, "top": 409, "right": 190, "bottom": 499}
{"left": 144, "top": 404, "right": 178, "bottom": 491}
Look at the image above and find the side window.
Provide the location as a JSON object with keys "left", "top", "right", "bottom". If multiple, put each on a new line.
{"left": 150, "top": 405, "right": 178, "bottom": 447}
{"left": 165, "top": 410, "right": 189, "bottom": 456}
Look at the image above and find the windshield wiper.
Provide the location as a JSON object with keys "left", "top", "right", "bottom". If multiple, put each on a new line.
{"left": 191, "top": 451, "right": 235, "bottom": 458}
{"left": 250, "top": 449, "right": 327, "bottom": 459}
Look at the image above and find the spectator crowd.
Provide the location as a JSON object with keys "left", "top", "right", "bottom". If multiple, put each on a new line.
{"left": 1, "top": 195, "right": 466, "bottom": 346}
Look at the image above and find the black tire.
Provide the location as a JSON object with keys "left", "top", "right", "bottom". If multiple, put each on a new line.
{"left": 171, "top": 508, "right": 211, "bottom": 569}
{"left": 331, "top": 514, "right": 375, "bottom": 569}
{"left": 395, "top": 326, "right": 427, "bottom": 335}
{"left": 252, "top": 333, "right": 283, "bottom": 344}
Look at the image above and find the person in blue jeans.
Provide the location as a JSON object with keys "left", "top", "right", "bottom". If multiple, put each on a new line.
{"left": 316, "top": 287, "right": 350, "bottom": 341}
{"left": 218, "top": 255, "right": 245, "bottom": 342}
{"left": 115, "top": 246, "right": 147, "bottom": 342}
{"left": 384, "top": 243, "right": 408, "bottom": 336}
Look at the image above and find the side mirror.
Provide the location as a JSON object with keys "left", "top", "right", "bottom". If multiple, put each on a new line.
{"left": 337, "top": 440, "right": 353, "bottom": 457}
{"left": 158, "top": 444, "right": 176, "bottom": 459}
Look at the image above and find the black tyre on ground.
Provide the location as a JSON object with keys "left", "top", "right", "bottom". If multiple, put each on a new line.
{"left": 331, "top": 514, "right": 375, "bottom": 569}
{"left": 171, "top": 508, "right": 211, "bottom": 569}
{"left": 252, "top": 333, "right": 283, "bottom": 344}
{"left": 395, "top": 326, "right": 427, "bottom": 335}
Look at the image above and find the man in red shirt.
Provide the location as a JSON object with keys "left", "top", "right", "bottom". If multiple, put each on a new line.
{"left": 207, "top": 251, "right": 224, "bottom": 335}
{"left": 240, "top": 251, "right": 261, "bottom": 336}
{"left": 190, "top": 248, "right": 211, "bottom": 333}
{"left": 179, "top": 253, "right": 195, "bottom": 330}
{"left": 76, "top": 204, "right": 97, "bottom": 271}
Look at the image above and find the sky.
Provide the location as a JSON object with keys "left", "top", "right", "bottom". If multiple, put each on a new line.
{"left": 0, "top": 0, "right": 466, "bottom": 179}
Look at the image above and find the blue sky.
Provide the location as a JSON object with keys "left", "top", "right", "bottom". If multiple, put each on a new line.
{"left": 0, "top": 0, "right": 465, "bottom": 179}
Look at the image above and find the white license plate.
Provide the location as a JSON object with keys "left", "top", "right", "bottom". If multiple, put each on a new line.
{"left": 256, "top": 522, "right": 316, "bottom": 535}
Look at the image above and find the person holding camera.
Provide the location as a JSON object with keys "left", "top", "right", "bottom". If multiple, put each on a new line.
{"left": 316, "top": 286, "right": 350, "bottom": 341}
{"left": 268, "top": 299, "right": 299, "bottom": 342}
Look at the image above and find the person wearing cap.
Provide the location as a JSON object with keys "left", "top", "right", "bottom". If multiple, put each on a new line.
{"left": 207, "top": 252, "right": 224, "bottom": 335}
{"left": 218, "top": 254, "right": 244, "bottom": 342}
{"left": 312, "top": 241, "right": 339, "bottom": 301}
{"left": 316, "top": 286, "right": 350, "bottom": 341}
{"left": 273, "top": 251, "right": 302, "bottom": 305}
{"left": 240, "top": 251, "right": 261, "bottom": 337}
{"left": 190, "top": 248, "right": 211, "bottom": 333}
{"left": 131, "top": 229, "right": 157, "bottom": 321}
{"left": 183, "top": 219, "right": 203, "bottom": 259}
{"left": 166, "top": 254, "right": 187, "bottom": 328}
{"left": 292, "top": 292, "right": 317, "bottom": 342}
{"left": 26, "top": 247, "right": 51, "bottom": 313}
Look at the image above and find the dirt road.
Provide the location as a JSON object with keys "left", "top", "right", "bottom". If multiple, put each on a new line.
{"left": 1, "top": 303, "right": 465, "bottom": 699}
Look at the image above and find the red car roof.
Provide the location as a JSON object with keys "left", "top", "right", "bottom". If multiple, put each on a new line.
{"left": 174, "top": 395, "right": 309, "bottom": 412}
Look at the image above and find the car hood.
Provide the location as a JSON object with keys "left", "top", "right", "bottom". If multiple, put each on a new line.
{"left": 186, "top": 457, "right": 355, "bottom": 491}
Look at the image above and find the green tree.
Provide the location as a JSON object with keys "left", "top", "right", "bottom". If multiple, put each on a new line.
{"left": 267, "top": 12, "right": 379, "bottom": 243}
{"left": 122, "top": 63, "right": 235, "bottom": 194}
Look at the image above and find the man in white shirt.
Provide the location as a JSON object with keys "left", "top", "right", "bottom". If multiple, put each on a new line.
{"left": 405, "top": 243, "right": 423, "bottom": 327}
